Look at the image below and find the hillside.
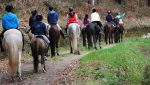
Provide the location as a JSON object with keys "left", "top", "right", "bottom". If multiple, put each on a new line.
{"left": 0, "top": 0, "right": 150, "bottom": 29}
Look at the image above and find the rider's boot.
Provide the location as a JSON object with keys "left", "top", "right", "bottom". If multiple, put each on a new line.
{"left": 60, "top": 30, "right": 65, "bottom": 39}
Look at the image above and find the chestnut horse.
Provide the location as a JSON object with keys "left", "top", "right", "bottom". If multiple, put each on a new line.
{"left": 3, "top": 29, "right": 23, "bottom": 81}
{"left": 49, "top": 25, "right": 60, "bottom": 57}
{"left": 30, "top": 35, "right": 49, "bottom": 73}
{"left": 104, "top": 22, "right": 115, "bottom": 44}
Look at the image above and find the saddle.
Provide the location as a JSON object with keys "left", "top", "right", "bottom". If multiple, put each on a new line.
{"left": 35, "top": 35, "right": 50, "bottom": 44}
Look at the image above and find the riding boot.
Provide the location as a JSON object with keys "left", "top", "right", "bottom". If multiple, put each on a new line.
{"left": 60, "top": 30, "right": 65, "bottom": 39}
{"left": 0, "top": 30, "right": 6, "bottom": 52}
{"left": 0, "top": 37, "right": 4, "bottom": 52}
{"left": 65, "top": 28, "right": 67, "bottom": 34}
{"left": 21, "top": 31, "right": 25, "bottom": 51}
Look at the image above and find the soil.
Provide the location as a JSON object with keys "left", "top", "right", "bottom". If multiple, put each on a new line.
{"left": 0, "top": 45, "right": 114, "bottom": 85}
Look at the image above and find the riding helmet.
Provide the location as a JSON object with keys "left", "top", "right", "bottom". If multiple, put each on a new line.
{"left": 49, "top": 5, "right": 54, "bottom": 11}
{"left": 92, "top": 8, "right": 96, "bottom": 12}
{"left": 5, "top": 4, "right": 13, "bottom": 12}
{"left": 69, "top": 7, "right": 74, "bottom": 12}
{"left": 36, "top": 14, "right": 43, "bottom": 21}
{"left": 31, "top": 8, "right": 37, "bottom": 15}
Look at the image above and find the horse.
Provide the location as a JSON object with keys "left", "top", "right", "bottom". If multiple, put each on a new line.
{"left": 2, "top": 29, "right": 23, "bottom": 81}
{"left": 114, "top": 23, "right": 124, "bottom": 43}
{"left": 81, "top": 25, "right": 87, "bottom": 47}
{"left": 68, "top": 23, "right": 80, "bottom": 55}
{"left": 85, "top": 23, "right": 102, "bottom": 49}
{"left": 49, "top": 25, "right": 60, "bottom": 57}
{"left": 30, "top": 34, "right": 49, "bottom": 73}
{"left": 104, "top": 22, "right": 115, "bottom": 44}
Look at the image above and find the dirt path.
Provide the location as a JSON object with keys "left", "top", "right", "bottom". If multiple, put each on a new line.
{"left": 0, "top": 51, "right": 89, "bottom": 85}
{"left": 0, "top": 45, "right": 114, "bottom": 85}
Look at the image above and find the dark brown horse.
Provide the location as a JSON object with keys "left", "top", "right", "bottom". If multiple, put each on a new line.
{"left": 81, "top": 25, "right": 87, "bottom": 47}
{"left": 30, "top": 35, "right": 49, "bottom": 73}
{"left": 49, "top": 25, "right": 60, "bottom": 57}
{"left": 114, "top": 24, "right": 124, "bottom": 43}
{"left": 85, "top": 23, "right": 102, "bottom": 49}
{"left": 104, "top": 22, "right": 115, "bottom": 44}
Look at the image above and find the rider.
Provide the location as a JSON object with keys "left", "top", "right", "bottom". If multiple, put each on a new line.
{"left": 90, "top": 8, "right": 103, "bottom": 29}
{"left": 29, "top": 7, "right": 37, "bottom": 33}
{"left": 106, "top": 11, "right": 116, "bottom": 28}
{"left": 65, "top": 7, "right": 80, "bottom": 33}
{"left": 47, "top": 5, "right": 65, "bottom": 39}
{"left": 31, "top": 14, "right": 50, "bottom": 44}
{"left": 83, "top": 14, "right": 90, "bottom": 28}
{"left": 115, "top": 12, "right": 125, "bottom": 26}
{"left": 0, "top": 4, "right": 23, "bottom": 51}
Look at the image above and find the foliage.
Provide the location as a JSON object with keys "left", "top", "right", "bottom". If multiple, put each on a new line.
{"left": 74, "top": 38, "right": 150, "bottom": 85}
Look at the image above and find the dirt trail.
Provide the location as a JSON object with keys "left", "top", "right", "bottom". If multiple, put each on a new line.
{"left": 0, "top": 45, "right": 114, "bottom": 85}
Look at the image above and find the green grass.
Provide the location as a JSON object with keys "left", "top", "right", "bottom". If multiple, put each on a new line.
{"left": 74, "top": 38, "right": 150, "bottom": 85}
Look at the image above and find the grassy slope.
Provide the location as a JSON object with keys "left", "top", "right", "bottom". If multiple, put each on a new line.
{"left": 74, "top": 38, "right": 150, "bottom": 85}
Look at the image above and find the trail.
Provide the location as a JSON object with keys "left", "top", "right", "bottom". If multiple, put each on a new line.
{"left": 0, "top": 45, "right": 114, "bottom": 85}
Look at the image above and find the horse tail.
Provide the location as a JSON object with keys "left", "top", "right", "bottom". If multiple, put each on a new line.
{"left": 72, "top": 29, "right": 78, "bottom": 52}
{"left": 7, "top": 40, "right": 20, "bottom": 74}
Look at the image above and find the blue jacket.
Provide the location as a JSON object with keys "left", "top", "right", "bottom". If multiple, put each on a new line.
{"left": 2, "top": 12, "right": 19, "bottom": 30}
{"left": 31, "top": 21, "right": 46, "bottom": 35}
{"left": 47, "top": 10, "right": 58, "bottom": 25}
{"left": 106, "top": 14, "right": 113, "bottom": 22}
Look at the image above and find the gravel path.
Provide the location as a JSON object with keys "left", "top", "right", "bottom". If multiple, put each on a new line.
{"left": 0, "top": 51, "right": 89, "bottom": 85}
{"left": 0, "top": 45, "right": 114, "bottom": 85}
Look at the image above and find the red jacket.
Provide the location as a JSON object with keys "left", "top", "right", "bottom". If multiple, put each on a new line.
{"left": 66, "top": 13, "right": 79, "bottom": 27}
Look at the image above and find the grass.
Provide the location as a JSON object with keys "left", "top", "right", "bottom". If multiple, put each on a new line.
{"left": 74, "top": 38, "right": 150, "bottom": 85}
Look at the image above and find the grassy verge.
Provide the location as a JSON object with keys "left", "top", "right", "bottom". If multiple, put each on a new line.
{"left": 74, "top": 38, "right": 150, "bottom": 85}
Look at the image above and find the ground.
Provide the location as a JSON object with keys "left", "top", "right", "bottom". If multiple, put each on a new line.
{"left": 0, "top": 51, "right": 88, "bottom": 85}
{"left": 0, "top": 44, "right": 114, "bottom": 85}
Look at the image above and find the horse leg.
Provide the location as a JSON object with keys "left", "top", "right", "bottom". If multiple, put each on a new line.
{"left": 17, "top": 51, "right": 22, "bottom": 81}
{"left": 82, "top": 30, "right": 86, "bottom": 47}
{"left": 99, "top": 34, "right": 102, "bottom": 48}
{"left": 69, "top": 39, "right": 73, "bottom": 53}
{"left": 105, "top": 33, "right": 108, "bottom": 44}
{"left": 93, "top": 35, "right": 97, "bottom": 50}
{"left": 87, "top": 35, "right": 91, "bottom": 49}
{"left": 77, "top": 37, "right": 80, "bottom": 55}
{"left": 56, "top": 45, "right": 59, "bottom": 56}
{"left": 41, "top": 54, "right": 46, "bottom": 73}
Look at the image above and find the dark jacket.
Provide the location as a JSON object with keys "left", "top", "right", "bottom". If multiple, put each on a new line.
{"left": 106, "top": 14, "right": 113, "bottom": 22}
{"left": 31, "top": 21, "right": 46, "bottom": 35}
{"left": 47, "top": 10, "right": 58, "bottom": 25}
{"left": 29, "top": 15, "right": 36, "bottom": 30}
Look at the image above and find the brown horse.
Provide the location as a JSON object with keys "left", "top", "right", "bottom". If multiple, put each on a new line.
{"left": 30, "top": 35, "right": 49, "bottom": 73}
{"left": 3, "top": 29, "right": 23, "bottom": 81}
{"left": 49, "top": 25, "right": 60, "bottom": 57}
{"left": 104, "top": 22, "right": 115, "bottom": 44}
{"left": 81, "top": 25, "right": 87, "bottom": 47}
{"left": 114, "top": 24, "right": 124, "bottom": 43}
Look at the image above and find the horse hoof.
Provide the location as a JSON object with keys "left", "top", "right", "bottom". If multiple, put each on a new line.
{"left": 57, "top": 53, "right": 59, "bottom": 56}
{"left": 78, "top": 52, "right": 80, "bottom": 55}
{"left": 18, "top": 77, "right": 22, "bottom": 82}
{"left": 42, "top": 68, "right": 46, "bottom": 73}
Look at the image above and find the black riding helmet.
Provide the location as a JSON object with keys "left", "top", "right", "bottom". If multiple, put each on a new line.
{"left": 31, "top": 8, "right": 37, "bottom": 15}
{"left": 36, "top": 14, "right": 43, "bottom": 21}
{"left": 92, "top": 8, "right": 96, "bottom": 12}
{"left": 69, "top": 7, "right": 74, "bottom": 12}
{"left": 49, "top": 5, "right": 53, "bottom": 11}
{"left": 5, "top": 4, "right": 13, "bottom": 12}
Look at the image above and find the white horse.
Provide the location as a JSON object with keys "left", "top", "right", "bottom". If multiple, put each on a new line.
{"left": 68, "top": 23, "right": 80, "bottom": 55}
{"left": 3, "top": 29, "right": 23, "bottom": 81}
